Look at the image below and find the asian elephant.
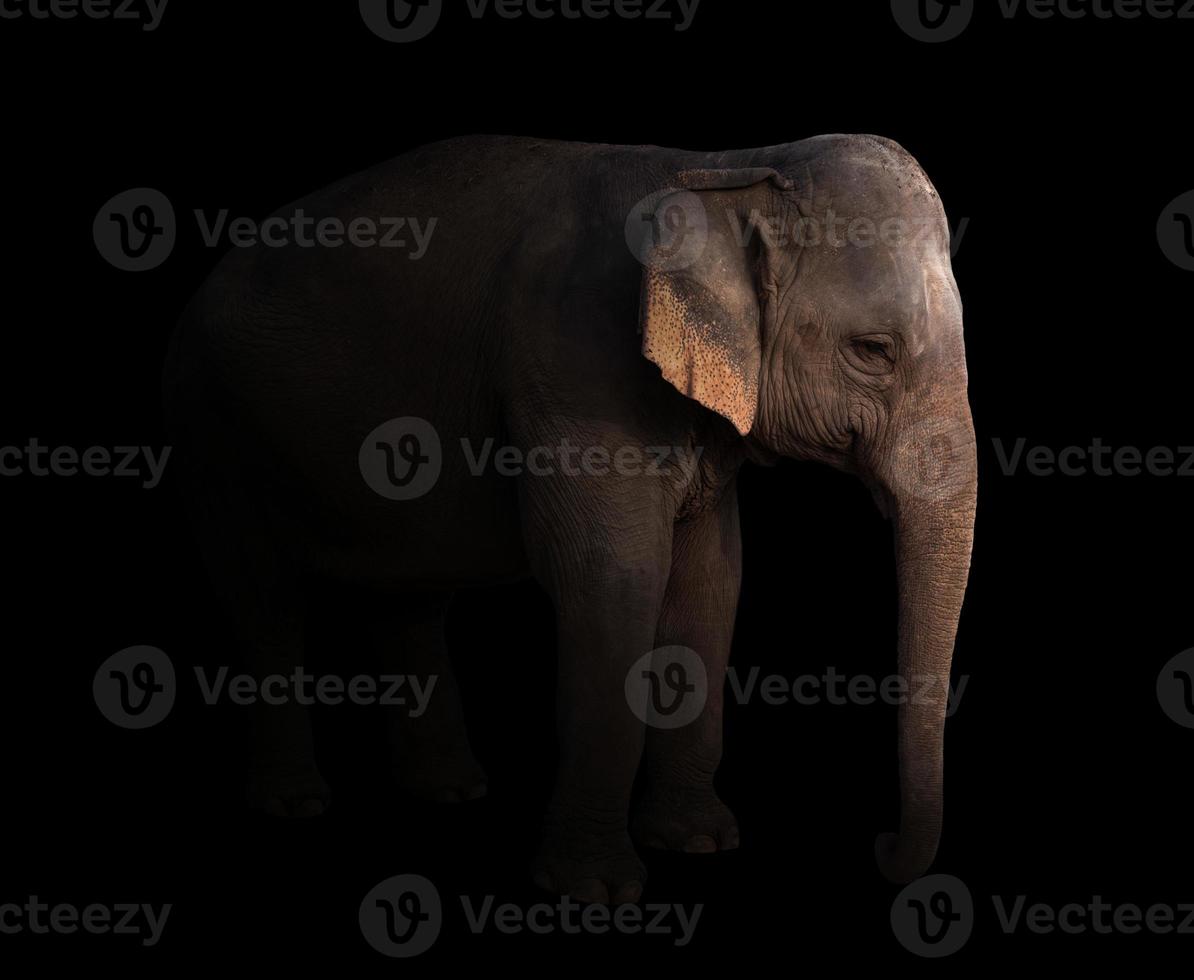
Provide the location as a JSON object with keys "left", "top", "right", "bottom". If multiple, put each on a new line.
{"left": 163, "top": 133, "right": 976, "bottom": 902}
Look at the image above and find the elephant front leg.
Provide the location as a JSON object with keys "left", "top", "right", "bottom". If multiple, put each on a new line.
{"left": 632, "top": 488, "right": 742, "bottom": 854}
{"left": 518, "top": 446, "right": 674, "bottom": 903}
{"left": 533, "top": 567, "right": 668, "bottom": 904}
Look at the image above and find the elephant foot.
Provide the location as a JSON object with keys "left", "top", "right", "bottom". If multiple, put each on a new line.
{"left": 531, "top": 813, "right": 645, "bottom": 904}
{"left": 392, "top": 747, "right": 488, "bottom": 803}
{"left": 246, "top": 761, "right": 330, "bottom": 818}
{"left": 631, "top": 784, "right": 740, "bottom": 853}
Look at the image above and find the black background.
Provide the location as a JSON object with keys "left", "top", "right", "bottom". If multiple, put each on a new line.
{"left": 2, "top": 0, "right": 1191, "bottom": 967}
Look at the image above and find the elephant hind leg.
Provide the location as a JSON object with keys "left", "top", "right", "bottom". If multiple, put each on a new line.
{"left": 181, "top": 464, "right": 329, "bottom": 817}
{"left": 370, "top": 593, "right": 487, "bottom": 803}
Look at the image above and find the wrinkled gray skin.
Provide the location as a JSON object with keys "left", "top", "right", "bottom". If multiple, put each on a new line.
{"left": 164, "top": 134, "right": 976, "bottom": 902}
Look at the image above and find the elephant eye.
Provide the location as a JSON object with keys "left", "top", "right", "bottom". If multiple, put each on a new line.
{"left": 850, "top": 334, "right": 896, "bottom": 365}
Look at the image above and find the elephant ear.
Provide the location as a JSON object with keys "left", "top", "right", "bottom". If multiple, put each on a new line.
{"left": 639, "top": 168, "right": 792, "bottom": 436}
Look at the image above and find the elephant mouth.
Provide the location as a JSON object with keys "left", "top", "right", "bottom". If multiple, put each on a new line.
{"left": 819, "top": 429, "right": 871, "bottom": 478}
{"left": 868, "top": 482, "right": 892, "bottom": 520}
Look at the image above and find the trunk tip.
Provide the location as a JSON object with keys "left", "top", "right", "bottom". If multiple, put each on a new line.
{"left": 875, "top": 831, "right": 937, "bottom": 884}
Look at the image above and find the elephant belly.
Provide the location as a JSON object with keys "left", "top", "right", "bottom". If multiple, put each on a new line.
{"left": 251, "top": 411, "right": 534, "bottom": 593}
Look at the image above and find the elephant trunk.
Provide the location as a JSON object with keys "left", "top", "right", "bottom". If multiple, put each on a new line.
{"left": 874, "top": 396, "right": 977, "bottom": 883}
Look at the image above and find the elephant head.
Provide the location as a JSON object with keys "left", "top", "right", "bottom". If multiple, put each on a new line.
{"left": 640, "top": 134, "right": 977, "bottom": 883}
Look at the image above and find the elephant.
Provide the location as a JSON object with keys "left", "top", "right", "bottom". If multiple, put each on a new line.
{"left": 162, "top": 133, "right": 977, "bottom": 903}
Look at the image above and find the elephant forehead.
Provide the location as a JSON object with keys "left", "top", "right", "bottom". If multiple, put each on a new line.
{"left": 780, "top": 142, "right": 943, "bottom": 223}
{"left": 826, "top": 237, "right": 945, "bottom": 306}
